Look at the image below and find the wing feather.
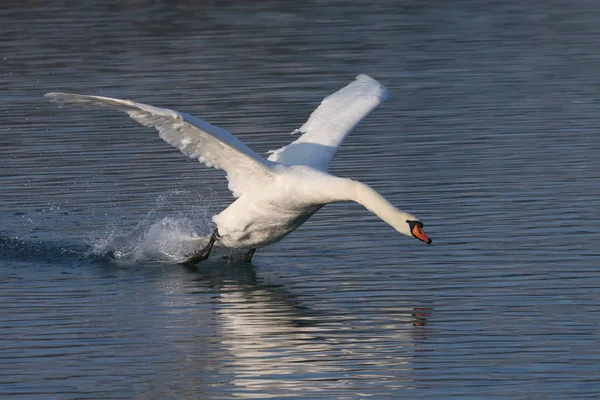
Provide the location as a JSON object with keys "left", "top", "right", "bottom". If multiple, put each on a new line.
{"left": 45, "top": 93, "right": 274, "bottom": 197}
{"left": 267, "top": 74, "right": 388, "bottom": 171}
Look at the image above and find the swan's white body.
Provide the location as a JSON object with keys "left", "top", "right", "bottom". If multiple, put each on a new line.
{"left": 46, "top": 74, "right": 431, "bottom": 255}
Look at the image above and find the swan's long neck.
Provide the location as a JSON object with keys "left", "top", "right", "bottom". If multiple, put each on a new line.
{"left": 322, "top": 177, "right": 414, "bottom": 235}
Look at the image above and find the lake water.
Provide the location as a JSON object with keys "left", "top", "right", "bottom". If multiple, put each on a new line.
{"left": 2, "top": 1, "right": 600, "bottom": 398}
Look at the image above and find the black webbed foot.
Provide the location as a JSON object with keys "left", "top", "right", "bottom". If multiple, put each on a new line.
{"left": 180, "top": 228, "right": 219, "bottom": 266}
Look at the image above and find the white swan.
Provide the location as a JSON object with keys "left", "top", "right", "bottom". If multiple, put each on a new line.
{"left": 45, "top": 74, "right": 431, "bottom": 264}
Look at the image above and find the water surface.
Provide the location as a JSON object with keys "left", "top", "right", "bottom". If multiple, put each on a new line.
{"left": 2, "top": 1, "right": 600, "bottom": 398}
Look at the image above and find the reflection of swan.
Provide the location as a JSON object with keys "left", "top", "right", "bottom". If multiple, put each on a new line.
{"left": 160, "top": 262, "right": 428, "bottom": 395}
{"left": 46, "top": 74, "right": 431, "bottom": 264}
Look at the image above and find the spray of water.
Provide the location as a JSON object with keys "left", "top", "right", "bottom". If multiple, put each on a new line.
{"left": 88, "top": 189, "right": 219, "bottom": 265}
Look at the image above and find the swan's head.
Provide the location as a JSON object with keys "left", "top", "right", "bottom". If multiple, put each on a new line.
{"left": 406, "top": 220, "right": 432, "bottom": 244}
{"left": 392, "top": 216, "right": 431, "bottom": 244}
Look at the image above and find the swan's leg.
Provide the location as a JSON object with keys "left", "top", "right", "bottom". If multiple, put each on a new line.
{"left": 181, "top": 228, "right": 219, "bottom": 266}
{"left": 242, "top": 248, "right": 256, "bottom": 263}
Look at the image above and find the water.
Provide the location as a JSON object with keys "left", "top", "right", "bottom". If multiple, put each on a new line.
{"left": 2, "top": 1, "right": 600, "bottom": 398}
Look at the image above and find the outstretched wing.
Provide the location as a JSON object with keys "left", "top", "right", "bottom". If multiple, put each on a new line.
{"left": 267, "top": 74, "right": 388, "bottom": 171}
{"left": 45, "top": 93, "right": 275, "bottom": 198}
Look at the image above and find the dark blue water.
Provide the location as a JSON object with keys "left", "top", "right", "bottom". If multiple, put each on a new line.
{"left": 2, "top": 1, "right": 600, "bottom": 398}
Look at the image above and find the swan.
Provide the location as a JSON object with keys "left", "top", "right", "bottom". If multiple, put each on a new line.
{"left": 45, "top": 74, "right": 431, "bottom": 264}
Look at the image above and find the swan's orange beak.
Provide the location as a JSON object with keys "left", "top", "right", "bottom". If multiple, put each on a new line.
{"left": 408, "top": 220, "right": 432, "bottom": 244}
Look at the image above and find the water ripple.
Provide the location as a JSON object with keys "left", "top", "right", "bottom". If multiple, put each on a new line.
{"left": 3, "top": 0, "right": 600, "bottom": 398}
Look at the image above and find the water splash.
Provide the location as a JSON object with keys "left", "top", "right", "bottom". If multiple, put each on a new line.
{"left": 87, "top": 189, "right": 219, "bottom": 265}
{"left": 2, "top": 188, "right": 223, "bottom": 265}
{"left": 90, "top": 216, "right": 211, "bottom": 264}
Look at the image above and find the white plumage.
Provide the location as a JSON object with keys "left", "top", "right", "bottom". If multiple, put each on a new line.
{"left": 267, "top": 74, "right": 388, "bottom": 170}
{"left": 46, "top": 74, "right": 430, "bottom": 263}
